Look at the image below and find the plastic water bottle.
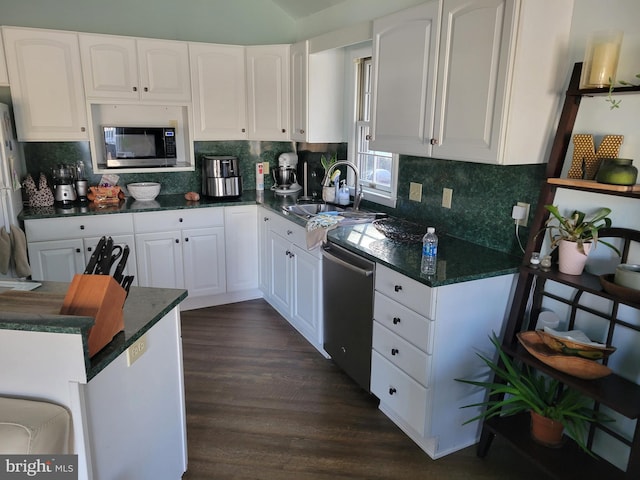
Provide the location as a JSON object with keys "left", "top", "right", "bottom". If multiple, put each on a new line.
{"left": 421, "top": 227, "right": 438, "bottom": 275}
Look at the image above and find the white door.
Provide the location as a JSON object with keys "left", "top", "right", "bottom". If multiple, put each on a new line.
{"left": 79, "top": 33, "right": 139, "bottom": 100}
{"left": 28, "top": 239, "right": 85, "bottom": 282}
{"left": 431, "top": 0, "right": 515, "bottom": 163}
{"left": 246, "top": 45, "right": 289, "bottom": 141}
{"left": 257, "top": 208, "right": 272, "bottom": 294}
{"left": 290, "top": 244, "right": 321, "bottom": 344}
{"left": 137, "top": 38, "right": 191, "bottom": 102}
{"left": 182, "top": 227, "right": 226, "bottom": 297}
{"left": 135, "top": 231, "right": 184, "bottom": 288}
{"left": 189, "top": 42, "right": 247, "bottom": 140}
{"left": 3, "top": 27, "right": 88, "bottom": 141}
{"left": 370, "top": 1, "right": 440, "bottom": 156}
{"left": 289, "top": 41, "right": 307, "bottom": 142}
{"left": 268, "top": 231, "right": 291, "bottom": 316}
{"left": 0, "top": 34, "right": 9, "bottom": 86}
{"left": 224, "top": 206, "right": 258, "bottom": 293}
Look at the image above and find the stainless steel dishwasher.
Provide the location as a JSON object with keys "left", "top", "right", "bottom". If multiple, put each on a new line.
{"left": 322, "top": 242, "right": 375, "bottom": 392}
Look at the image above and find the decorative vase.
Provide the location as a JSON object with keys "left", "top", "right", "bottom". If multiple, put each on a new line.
{"left": 557, "top": 239, "right": 592, "bottom": 275}
{"left": 530, "top": 411, "right": 564, "bottom": 447}
{"left": 595, "top": 158, "right": 638, "bottom": 186}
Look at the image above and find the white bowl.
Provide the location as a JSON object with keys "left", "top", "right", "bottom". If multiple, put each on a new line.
{"left": 614, "top": 264, "right": 640, "bottom": 291}
{"left": 127, "top": 182, "right": 161, "bottom": 201}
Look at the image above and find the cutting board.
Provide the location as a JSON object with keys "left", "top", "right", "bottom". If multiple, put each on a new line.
{"left": 548, "top": 178, "right": 640, "bottom": 192}
{"left": 0, "top": 290, "right": 66, "bottom": 315}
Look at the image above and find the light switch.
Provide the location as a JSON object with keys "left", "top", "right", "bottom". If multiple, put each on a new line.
{"left": 442, "top": 188, "right": 453, "bottom": 209}
{"left": 409, "top": 182, "right": 422, "bottom": 202}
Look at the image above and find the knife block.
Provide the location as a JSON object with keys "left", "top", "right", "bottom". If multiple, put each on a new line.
{"left": 59, "top": 274, "right": 127, "bottom": 357}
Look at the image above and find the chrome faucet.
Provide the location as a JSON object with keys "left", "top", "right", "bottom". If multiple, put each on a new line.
{"left": 322, "top": 161, "right": 363, "bottom": 210}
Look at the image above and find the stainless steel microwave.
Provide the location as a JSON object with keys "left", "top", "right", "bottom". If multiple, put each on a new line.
{"left": 103, "top": 126, "right": 177, "bottom": 168}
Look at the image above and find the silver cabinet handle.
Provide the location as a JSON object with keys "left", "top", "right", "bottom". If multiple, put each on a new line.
{"left": 321, "top": 248, "right": 373, "bottom": 277}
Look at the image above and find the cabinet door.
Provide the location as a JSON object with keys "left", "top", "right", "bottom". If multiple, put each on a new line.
{"left": 189, "top": 42, "right": 247, "bottom": 140}
{"left": 268, "top": 231, "right": 291, "bottom": 315}
{"left": 182, "top": 227, "right": 225, "bottom": 297}
{"left": 224, "top": 206, "right": 258, "bottom": 293}
{"left": 370, "top": 1, "right": 439, "bottom": 156}
{"left": 3, "top": 27, "right": 88, "bottom": 141}
{"left": 84, "top": 234, "right": 138, "bottom": 284}
{"left": 431, "top": 0, "right": 515, "bottom": 163}
{"left": 257, "top": 208, "right": 272, "bottom": 294}
{"left": 290, "top": 244, "right": 321, "bottom": 345}
{"left": 137, "top": 39, "right": 191, "bottom": 102}
{"left": 0, "top": 34, "right": 9, "bottom": 86}
{"left": 246, "top": 45, "right": 289, "bottom": 141}
{"left": 79, "top": 34, "right": 139, "bottom": 100}
{"left": 135, "top": 231, "right": 184, "bottom": 289}
{"left": 290, "top": 41, "right": 307, "bottom": 142}
{"left": 28, "top": 239, "right": 85, "bottom": 282}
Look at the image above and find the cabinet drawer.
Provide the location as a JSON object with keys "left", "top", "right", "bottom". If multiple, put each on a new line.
{"left": 134, "top": 207, "right": 224, "bottom": 233}
{"left": 373, "top": 321, "right": 430, "bottom": 387}
{"left": 25, "top": 214, "right": 134, "bottom": 242}
{"left": 375, "top": 263, "right": 435, "bottom": 318}
{"left": 374, "top": 291, "right": 433, "bottom": 354}
{"left": 371, "top": 351, "right": 427, "bottom": 436}
{"left": 268, "top": 215, "right": 306, "bottom": 249}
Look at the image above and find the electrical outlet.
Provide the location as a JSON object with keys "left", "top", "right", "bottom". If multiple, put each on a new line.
{"left": 442, "top": 188, "right": 453, "bottom": 209}
{"left": 126, "top": 334, "right": 147, "bottom": 366}
{"left": 517, "top": 201, "right": 530, "bottom": 227}
{"left": 409, "top": 182, "right": 422, "bottom": 202}
{"left": 262, "top": 162, "right": 269, "bottom": 175}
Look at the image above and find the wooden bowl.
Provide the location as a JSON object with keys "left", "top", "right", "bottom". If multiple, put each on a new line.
{"left": 517, "top": 331, "right": 612, "bottom": 380}
{"left": 600, "top": 274, "right": 640, "bottom": 305}
{"left": 536, "top": 330, "right": 616, "bottom": 359}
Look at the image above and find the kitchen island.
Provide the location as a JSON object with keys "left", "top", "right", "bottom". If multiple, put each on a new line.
{"left": 0, "top": 281, "right": 188, "bottom": 480}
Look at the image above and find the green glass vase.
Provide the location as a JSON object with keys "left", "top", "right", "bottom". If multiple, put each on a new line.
{"left": 595, "top": 158, "right": 638, "bottom": 186}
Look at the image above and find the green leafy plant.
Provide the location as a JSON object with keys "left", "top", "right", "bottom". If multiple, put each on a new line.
{"left": 606, "top": 74, "right": 640, "bottom": 109}
{"left": 456, "top": 333, "right": 611, "bottom": 456}
{"left": 320, "top": 152, "right": 337, "bottom": 173}
{"left": 540, "top": 205, "right": 621, "bottom": 256}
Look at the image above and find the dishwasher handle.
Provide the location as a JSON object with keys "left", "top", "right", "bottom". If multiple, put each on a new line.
{"left": 322, "top": 246, "right": 374, "bottom": 277}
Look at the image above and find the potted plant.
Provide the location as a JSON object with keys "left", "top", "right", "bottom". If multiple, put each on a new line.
{"left": 456, "top": 334, "right": 610, "bottom": 454}
{"left": 540, "top": 205, "right": 621, "bottom": 275}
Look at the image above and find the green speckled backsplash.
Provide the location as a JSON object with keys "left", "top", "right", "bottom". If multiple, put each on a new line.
{"left": 22, "top": 141, "right": 543, "bottom": 256}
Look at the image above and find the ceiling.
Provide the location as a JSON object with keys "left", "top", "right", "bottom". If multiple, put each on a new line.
{"left": 270, "top": 0, "right": 348, "bottom": 20}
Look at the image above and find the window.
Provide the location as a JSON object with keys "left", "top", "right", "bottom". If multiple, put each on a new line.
{"left": 349, "top": 52, "right": 398, "bottom": 208}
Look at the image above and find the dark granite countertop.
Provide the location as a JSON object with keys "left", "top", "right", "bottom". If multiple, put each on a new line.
{"left": 0, "top": 282, "right": 187, "bottom": 380}
{"left": 19, "top": 189, "right": 520, "bottom": 288}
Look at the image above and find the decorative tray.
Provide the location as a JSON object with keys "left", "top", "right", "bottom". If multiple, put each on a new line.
{"left": 372, "top": 218, "right": 426, "bottom": 243}
{"left": 516, "top": 331, "right": 612, "bottom": 380}
{"left": 599, "top": 274, "right": 640, "bottom": 304}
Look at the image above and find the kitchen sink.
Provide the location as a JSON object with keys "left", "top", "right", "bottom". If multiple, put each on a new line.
{"left": 282, "top": 203, "right": 387, "bottom": 224}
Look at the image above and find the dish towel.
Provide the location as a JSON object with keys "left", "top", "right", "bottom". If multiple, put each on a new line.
{"left": 9, "top": 224, "right": 31, "bottom": 278}
{"left": 0, "top": 227, "right": 10, "bottom": 274}
{"left": 306, "top": 213, "right": 344, "bottom": 250}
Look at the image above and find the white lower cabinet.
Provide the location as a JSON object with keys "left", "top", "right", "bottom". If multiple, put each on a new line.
{"left": 25, "top": 214, "right": 136, "bottom": 283}
{"left": 371, "top": 263, "right": 515, "bottom": 459}
{"left": 261, "top": 210, "right": 324, "bottom": 354}
{"left": 224, "top": 205, "right": 258, "bottom": 293}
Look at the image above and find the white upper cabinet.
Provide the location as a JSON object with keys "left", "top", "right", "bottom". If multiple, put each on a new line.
{"left": 3, "top": 27, "right": 88, "bottom": 141}
{"left": 0, "top": 34, "right": 9, "bottom": 86}
{"left": 245, "top": 45, "right": 290, "bottom": 141}
{"left": 290, "top": 40, "right": 345, "bottom": 143}
{"left": 371, "top": 0, "right": 574, "bottom": 165}
{"left": 189, "top": 42, "right": 248, "bottom": 140}
{"left": 79, "top": 34, "right": 191, "bottom": 102}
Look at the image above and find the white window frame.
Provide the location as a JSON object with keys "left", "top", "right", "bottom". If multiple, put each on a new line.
{"left": 344, "top": 43, "right": 398, "bottom": 209}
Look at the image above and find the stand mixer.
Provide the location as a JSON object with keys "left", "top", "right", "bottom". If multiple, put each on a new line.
{"left": 271, "top": 152, "right": 302, "bottom": 195}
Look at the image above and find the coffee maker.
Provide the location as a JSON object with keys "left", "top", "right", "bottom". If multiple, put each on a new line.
{"left": 272, "top": 153, "right": 302, "bottom": 195}
{"left": 52, "top": 164, "right": 77, "bottom": 206}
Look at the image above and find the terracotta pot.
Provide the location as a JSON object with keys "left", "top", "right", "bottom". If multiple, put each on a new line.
{"left": 557, "top": 239, "right": 592, "bottom": 275}
{"left": 530, "top": 411, "right": 564, "bottom": 447}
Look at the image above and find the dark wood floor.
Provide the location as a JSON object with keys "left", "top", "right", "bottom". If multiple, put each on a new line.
{"left": 181, "top": 299, "right": 548, "bottom": 480}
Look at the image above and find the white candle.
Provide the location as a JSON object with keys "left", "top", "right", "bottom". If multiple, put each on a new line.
{"left": 589, "top": 42, "right": 620, "bottom": 86}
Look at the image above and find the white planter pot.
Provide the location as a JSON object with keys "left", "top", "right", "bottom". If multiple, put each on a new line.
{"left": 558, "top": 239, "right": 592, "bottom": 275}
